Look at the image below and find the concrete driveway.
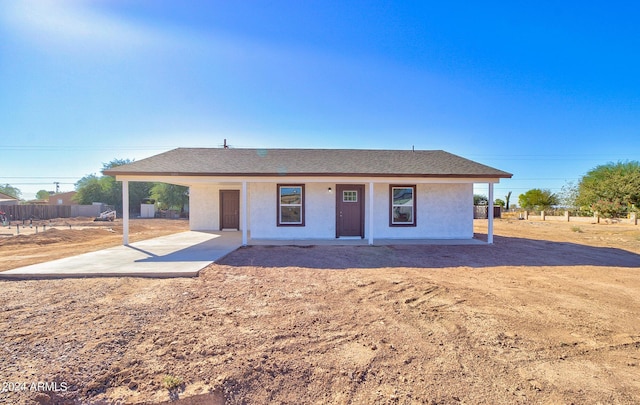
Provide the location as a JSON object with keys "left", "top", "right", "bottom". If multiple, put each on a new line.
{"left": 0, "top": 231, "right": 241, "bottom": 279}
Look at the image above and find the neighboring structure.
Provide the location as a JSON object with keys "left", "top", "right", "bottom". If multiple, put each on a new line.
{"left": 0, "top": 190, "right": 108, "bottom": 219}
{"left": 24, "top": 199, "right": 48, "bottom": 205}
{"left": 49, "top": 191, "right": 78, "bottom": 206}
{"left": 105, "top": 148, "right": 512, "bottom": 245}
{"left": 0, "top": 192, "right": 19, "bottom": 205}
{"left": 140, "top": 203, "right": 156, "bottom": 218}
{"left": 24, "top": 191, "right": 78, "bottom": 206}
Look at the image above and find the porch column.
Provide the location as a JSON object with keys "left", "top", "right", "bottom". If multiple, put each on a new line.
{"left": 368, "top": 182, "right": 374, "bottom": 245}
{"left": 122, "top": 179, "right": 129, "bottom": 245}
{"left": 487, "top": 182, "right": 494, "bottom": 244}
{"left": 241, "top": 181, "right": 248, "bottom": 246}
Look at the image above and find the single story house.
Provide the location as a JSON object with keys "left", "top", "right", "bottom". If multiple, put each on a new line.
{"left": 104, "top": 148, "right": 512, "bottom": 245}
{"left": 48, "top": 191, "right": 79, "bottom": 206}
{"left": 0, "top": 192, "right": 19, "bottom": 205}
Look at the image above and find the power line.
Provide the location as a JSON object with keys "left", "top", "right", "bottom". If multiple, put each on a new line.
{"left": 3, "top": 182, "right": 76, "bottom": 186}
{"left": 1, "top": 145, "right": 202, "bottom": 151}
{"left": 0, "top": 175, "right": 80, "bottom": 178}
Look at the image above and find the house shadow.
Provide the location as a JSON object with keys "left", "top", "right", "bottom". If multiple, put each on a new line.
{"left": 216, "top": 235, "right": 640, "bottom": 269}
{"left": 127, "top": 235, "right": 240, "bottom": 264}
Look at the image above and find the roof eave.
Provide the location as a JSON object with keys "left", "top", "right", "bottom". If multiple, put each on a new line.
{"left": 106, "top": 171, "right": 512, "bottom": 179}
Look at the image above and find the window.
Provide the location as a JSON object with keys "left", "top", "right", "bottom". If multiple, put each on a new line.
{"left": 390, "top": 185, "right": 416, "bottom": 226}
{"left": 343, "top": 190, "right": 358, "bottom": 202}
{"left": 277, "top": 184, "right": 305, "bottom": 226}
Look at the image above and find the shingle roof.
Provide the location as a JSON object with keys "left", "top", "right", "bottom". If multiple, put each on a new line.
{"left": 104, "top": 148, "right": 512, "bottom": 179}
{"left": 0, "top": 192, "right": 19, "bottom": 200}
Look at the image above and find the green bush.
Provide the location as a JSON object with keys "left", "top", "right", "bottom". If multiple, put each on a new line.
{"left": 162, "top": 375, "right": 184, "bottom": 390}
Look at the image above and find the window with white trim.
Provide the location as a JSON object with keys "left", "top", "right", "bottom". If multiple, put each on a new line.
{"left": 342, "top": 190, "right": 358, "bottom": 202}
{"left": 390, "top": 185, "right": 416, "bottom": 226}
{"left": 277, "top": 184, "right": 305, "bottom": 226}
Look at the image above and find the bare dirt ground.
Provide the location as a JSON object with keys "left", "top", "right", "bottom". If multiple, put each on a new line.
{"left": 1, "top": 219, "right": 639, "bottom": 404}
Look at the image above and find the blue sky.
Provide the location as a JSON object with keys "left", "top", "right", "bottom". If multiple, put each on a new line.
{"left": 1, "top": 1, "right": 639, "bottom": 201}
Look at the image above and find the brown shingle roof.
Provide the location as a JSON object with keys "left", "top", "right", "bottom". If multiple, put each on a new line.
{"left": 104, "top": 148, "right": 512, "bottom": 179}
{"left": 0, "top": 192, "right": 19, "bottom": 200}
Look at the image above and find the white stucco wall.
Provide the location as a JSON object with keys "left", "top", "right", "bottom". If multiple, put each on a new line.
{"left": 189, "top": 183, "right": 245, "bottom": 231}
{"left": 250, "top": 182, "right": 336, "bottom": 239}
{"left": 249, "top": 181, "right": 473, "bottom": 240}
{"left": 189, "top": 184, "right": 220, "bottom": 231}
{"left": 188, "top": 180, "right": 474, "bottom": 239}
{"left": 371, "top": 183, "right": 473, "bottom": 239}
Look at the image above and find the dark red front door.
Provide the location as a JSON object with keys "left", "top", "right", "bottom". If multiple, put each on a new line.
{"left": 220, "top": 190, "right": 240, "bottom": 230}
{"left": 336, "top": 184, "right": 364, "bottom": 238}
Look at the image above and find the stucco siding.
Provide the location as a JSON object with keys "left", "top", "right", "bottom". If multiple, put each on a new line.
{"left": 371, "top": 183, "right": 473, "bottom": 239}
{"left": 422, "top": 183, "right": 473, "bottom": 239}
{"left": 189, "top": 184, "right": 246, "bottom": 231}
{"left": 250, "top": 182, "right": 336, "bottom": 239}
{"left": 189, "top": 184, "right": 220, "bottom": 231}
{"left": 188, "top": 181, "right": 474, "bottom": 239}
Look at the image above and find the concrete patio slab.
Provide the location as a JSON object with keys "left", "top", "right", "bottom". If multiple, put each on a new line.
{"left": 0, "top": 231, "right": 241, "bottom": 279}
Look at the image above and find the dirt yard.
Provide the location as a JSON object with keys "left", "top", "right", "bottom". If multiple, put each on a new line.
{"left": 1, "top": 219, "right": 639, "bottom": 404}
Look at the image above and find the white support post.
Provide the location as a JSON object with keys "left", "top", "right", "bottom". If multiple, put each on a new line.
{"left": 241, "top": 181, "right": 248, "bottom": 246}
{"left": 487, "top": 183, "right": 494, "bottom": 244}
{"left": 368, "top": 182, "right": 374, "bottom": 245}
{"left": 122, "top": 179, "right": 129, "bottom": 245}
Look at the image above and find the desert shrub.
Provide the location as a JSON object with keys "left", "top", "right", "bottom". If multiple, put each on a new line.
{"left": 162, "top": 375, "right": 184, "bottom": 390}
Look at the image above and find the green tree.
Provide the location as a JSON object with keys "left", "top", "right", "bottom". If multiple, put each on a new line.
{"left": 575, "top": 161, "right": 640, "bottom": 218}
{"left": 150, "top": 183, "right": 189, "bottom": 213}
{"left": 494, "top": 198, "right": 506, "bottom": 208}
{"left": 103, "top": 159, "right": 153, "bottom": 215}
{"left": 474, "top": 194, "right": 488, "bottom": 205}
{"left": 74, "top": 159, "right": 154, "bottom": 215}
{"left": 518, "top": 189, "right": 559, "bottom": 211}
{"left": 559, "top": 181, "right": 579, "bottom": 210}
{"left": 74, "top": 174, "right": 111, "bottom": 205}
{"left": 36, "top": 190, "right": 50, "bottom": 200}
{"left": 0, "top": 184, "right": 21, "bottom": 199}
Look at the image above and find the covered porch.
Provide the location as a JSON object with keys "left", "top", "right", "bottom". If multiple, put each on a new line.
{"left": 118, "top": 178, "right": 498, "bottom": 246}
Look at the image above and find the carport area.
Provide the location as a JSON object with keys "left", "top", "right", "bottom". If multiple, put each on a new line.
{"left": 0, "top": 231, "right": 241, "bottom": 279}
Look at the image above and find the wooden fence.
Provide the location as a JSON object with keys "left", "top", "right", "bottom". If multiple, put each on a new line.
{"left": 1, "top": 205, "right": 72, "bottom": 220}
{"left": 474, "top": 205, "right": 502, "bottom": 219}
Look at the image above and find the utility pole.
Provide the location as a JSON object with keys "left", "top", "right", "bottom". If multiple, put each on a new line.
{"left": 53, "top": 182, "right": 60, "bottom": 193}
